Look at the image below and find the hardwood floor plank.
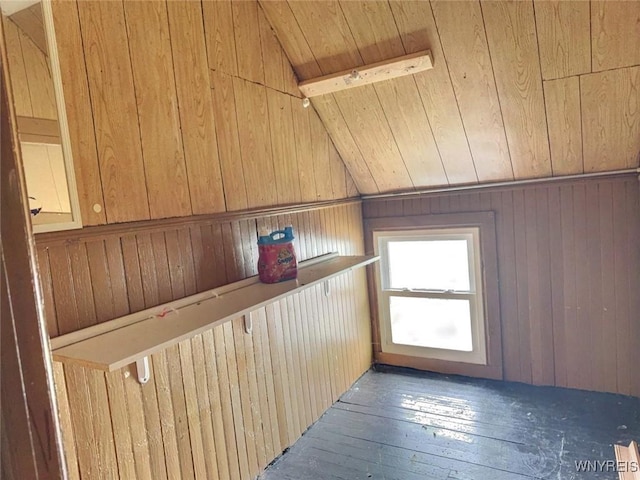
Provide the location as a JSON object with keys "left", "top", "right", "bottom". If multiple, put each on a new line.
{"left": 262, "top": 370, "right": 640, "bottom": 480}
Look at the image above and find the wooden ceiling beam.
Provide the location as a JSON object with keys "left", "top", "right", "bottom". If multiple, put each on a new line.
{"left": 298, "top": 49, "right": 432, "bottom": 98}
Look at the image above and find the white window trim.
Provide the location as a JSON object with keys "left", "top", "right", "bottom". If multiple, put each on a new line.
{"left": 373, "top": 227, "right": 488, "bottom": 365}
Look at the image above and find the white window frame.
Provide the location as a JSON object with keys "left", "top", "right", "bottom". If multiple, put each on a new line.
{"left": 373, "top": 227, "right": 487, "bottom": 365}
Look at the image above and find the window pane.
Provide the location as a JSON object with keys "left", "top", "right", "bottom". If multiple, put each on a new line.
{"left": 387, "top": 239, "right": 470, "bottom": 291}
{"left": 389, "top": 296, "right": 473, "bottom": 351}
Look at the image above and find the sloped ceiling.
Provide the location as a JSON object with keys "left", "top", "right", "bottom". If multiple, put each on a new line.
{"left": 261, "top": 0, "right": 640, "bottom": 195}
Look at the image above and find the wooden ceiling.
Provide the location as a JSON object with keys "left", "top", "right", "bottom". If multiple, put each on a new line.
{"left": 261, "top": 1, "right": 640, "bottom": 195}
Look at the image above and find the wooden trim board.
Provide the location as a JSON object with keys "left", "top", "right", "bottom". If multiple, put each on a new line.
{"left": 36, "top": 198, "right": 361, "bottom": 246}
{"left": 298, "top": 50, "right": 433, "bottom": 98}
{"left": 51, "top": 254, "right": 379, "bottom": 372}
{"left": 614, "top": 441, "right": 640, "bottom": 480}
{"left": 16, "top": 116, "right": 60, "bottom": 144}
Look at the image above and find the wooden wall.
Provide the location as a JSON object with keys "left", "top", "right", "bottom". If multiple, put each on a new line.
{"left": 1, "top": 28, "right": 65, "bottom": 478}
{"left": 3, "top": 13, "right": 57, "bottom": 120}
{"left": 363, "top": 175, "right": 640, "bottom": 397}
{"left": 49, "top": 0, "right": 357, "bottom": 227}
{"left": 264, "top": 0, "right": 640, "bottom": 194}
{"left": 36, "top": 201, "right": 371, "bottom": 479}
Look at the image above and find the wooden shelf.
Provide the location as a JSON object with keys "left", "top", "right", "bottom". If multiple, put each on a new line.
{"left": 51, "top": 254, "right": 378, "bottom": 372}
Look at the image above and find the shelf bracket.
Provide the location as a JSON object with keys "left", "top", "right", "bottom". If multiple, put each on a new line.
{"left": 324, "top": 280, "right": 331, "bottom": 297}
{"left": 136, "top": 356, "right": 150, "bottom": 384}
{"left": 243, "top": 314, "right": 253, "bottom": 334}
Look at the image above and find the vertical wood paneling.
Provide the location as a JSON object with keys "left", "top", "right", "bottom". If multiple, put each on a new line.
{"left": 266, "top": 88, "right": 302, "bottom": 205}
{"left": 626, "top": 185, "right": 640, "bottom": 397}
{"left": 259, "top": 10, "right": 285, "bottom": 93}
{"left": 309, "top": 109, "right": 333, "bottom": 201}
{"left": 286, "top": 0, "right": 411, "bottom": 192}
{"left": 202, "top": 0, "right": 237, "bottom": 76}
{"left": 581, "top": 66, "right": 640, "bottom": 172}
{"left": 338, "top": 1, "right": 448, "bottom": 189}
{"left": 388, "top": 0, "right": 476, "bottom": 185}
{"left": 1, "top": 54, "right": 66, "bottom": 477}
{"left": 18, "top": 23, "right": 57, "bottom": 119}
{"left": 543, "top": 77, "right": 583, "bottom": 176}
{"left": 166, "top": 1, "right": 226, "bottom": 215}
{"left": 310, "top": 94, "right": 378, "bottom": 194}
{"left": 612, "top": 184, "right": 630, "bottom": 395}
{"left": 76, "top": 0, "right": 150, "bottom": 223}
{"left": 233, "top": 77, "right": 278, "bottom": 208}
{"left": 591, "top": 1, "right": 640, "bottom": 72}
{"left": 291, "top": 99, "right": 319, "bottom": 202}
{"left": 123, "top": 0, "right": 191, "bottom": 219}
{"left": 481, "top": 0, "right": 551, "bottom": 179}
{"left": 51, "top": 0, "right": 106, "bottom": 225}
{"left": 363, "top": 176, "right": 640, "bottom": 395}
{"left": 431, "top": 0, "right": 512, "bottom": 183}
{"left": 46, "top": 0, "right": 356, "bottom": 226}
{"left": 210, "top": 70, "right": 248, "bottom": 212}
{"left": 3, "top": 18, "right": 33, "bottom": 116}
{"left": 39, "top": 202, "right": 371, "bottom": 479}
{"left": 231, "top": 0, "right": 264, "bottom": 85}
{"left": 533, "top": 0, "right": 591, "bottom": 80}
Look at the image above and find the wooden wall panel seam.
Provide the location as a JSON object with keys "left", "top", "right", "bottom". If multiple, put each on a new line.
{"left": 76, "top": 0, "right": 151, "bottom": 224}
{"left": 36, "top": 199, "right": 362, "bottom": 246}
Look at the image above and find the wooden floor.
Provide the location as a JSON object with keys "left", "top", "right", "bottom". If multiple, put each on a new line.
{"left": 260, "top": 366, "right": 640, "bottom": 480}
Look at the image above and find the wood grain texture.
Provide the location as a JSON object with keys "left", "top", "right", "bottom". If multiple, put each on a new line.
{"left": 431, "top": 0, "right": 512, "bottom": 182}
{"left": 534, "top": 0, "right": 590, "bottom": 80}
{"left": 210, "top": 70, "right": 248, "bottom": 212}
{"left": 259, "top": 8, "right": 285, "bottom": 93}
{"left": 233, "top": 76, "right": 278, "bottom": 208}
{"left": 338, "top": 1, "right": 446, "bottom": 189}
{"left": 41, "top": 202, "right": 371, "bottom": 478}
{"left": 17, "top": 22, "right": 57, "bottom": 120}
{"left": 50, "top": 0, "right": 106, "bottom": 225}
{"left": 0, "top": 35, "right": 66, "bottom": 477}
{"left": 363, "top": 174, "right": 640, "bottom": 395}
{"left": 291, "top": 98, "right": 319, "bottom": 201}
{"left": 266, "top": 88, "right": 302, "bottom": 205}
{"left": 311, "top": 95, "right": 378, "bottom": 194}
{"left": 298, "top": 49, "right": 433, "bottom": 98}
{"left": 8, "top": 4, "right": 47, "bottom": 54}
{"left": 77, "top": 0, "right": 150, "bottom": 223}
{"left": 389, "top": 0, "right": 476, "bottom": 185}
{"left": 3, "top": 17, "right": 33, "bottom": 116}
{"left": 202, "top": 0, "right": 237, "bottom": 76}
{"left": 264, "top": 0, "right": 639, "bottom": 193}
{"left": 287, "top": 0, "right": 411, "bottom": 191}
{"left": 543, "top": 77, "right": 583, "bottom": 175}
{"left": 40, "top": 0, "right": 358, "bottom": 225}
{"left": 123, "top": 0, "right": 191, "bottom": 219}
{"left": 481, "top": 0, "right": 551, "bottom": 179}
{"left": 592, "top": 1, "right": 640, "bottom": 72}
{"left": 166, "top": 0, "right": 225, "bottom": 215}
{"left": 581, "top": 66, "right": 640, "bottom": 171}
{"left": 232, "top": 0, "right": 264, "bottom": 85}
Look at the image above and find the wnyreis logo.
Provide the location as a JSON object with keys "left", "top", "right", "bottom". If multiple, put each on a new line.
{"left": 575, "top": 460, "right": 640, "bottom": 473}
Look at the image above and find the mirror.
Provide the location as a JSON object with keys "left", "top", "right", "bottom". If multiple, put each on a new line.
{"left": 2, "top": 0, "right": 82, "bottom": 232}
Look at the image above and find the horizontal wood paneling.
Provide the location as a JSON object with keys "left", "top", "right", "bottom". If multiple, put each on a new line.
{"left": 263, "top": 0, "right": 640, "bottom": 195}
{"left": 37, "top": 202, "right": 372, "bottom": 479}
{"left": 48, "top": 0, "right": 356, "bottom": 226}
{"left": 363, "top": 175, "right": 640, "bottom": 397}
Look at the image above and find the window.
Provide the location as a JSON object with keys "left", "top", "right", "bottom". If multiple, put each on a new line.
{"left": 374, "top": 227, "right": 487, "bottom": 365}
